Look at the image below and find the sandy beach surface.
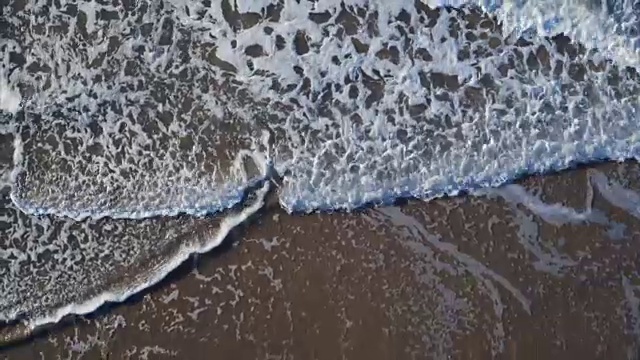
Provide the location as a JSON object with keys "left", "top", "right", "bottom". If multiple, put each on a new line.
{"left": 2, "top": 161, "right": 640, "bottom": 359}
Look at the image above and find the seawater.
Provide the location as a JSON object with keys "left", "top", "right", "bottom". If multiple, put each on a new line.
{"left": 1, "top": 0, "right": 640, "bottom": 330}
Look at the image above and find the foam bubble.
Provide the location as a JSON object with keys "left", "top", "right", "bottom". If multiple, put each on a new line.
{"left": 0, "top": 77, "right": 20, "bottom": 114}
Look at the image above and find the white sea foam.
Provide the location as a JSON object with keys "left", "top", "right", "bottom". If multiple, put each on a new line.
{"left": 0, "top": 167, "right": 270, "bottom": 329}
{"left": 28, "top": 182, "right": 269, "bottom": 329}
{"left": 588, "top": 169, "right": 640, "bottom": 218}
{"left": 0, "top": 77, "right": 21, "bottom": 115}
{"left": 1, "top": 131, "right": 272, "bottom": 331}
{"left": 2, "top": 0, "right": 639, "bottom": 219}
{"left": 427, "top": 0, "right": 640, "bottom": 67}
{"left": 268, "top": 0, "right": 640, "bottom": 213}
{"left": 479, "top": 184, "right": 609, "bottom": 225}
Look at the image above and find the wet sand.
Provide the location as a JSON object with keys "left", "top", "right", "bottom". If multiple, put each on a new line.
{"left": 2, "top": 161, "right": 640, "bottom": 359}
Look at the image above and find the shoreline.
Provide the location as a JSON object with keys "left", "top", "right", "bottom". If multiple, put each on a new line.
{"left": 3, "top": 159, "right": 640, "bottom": 358}
{"left": 0, "top": 156, "right": 627, "bottom": 344}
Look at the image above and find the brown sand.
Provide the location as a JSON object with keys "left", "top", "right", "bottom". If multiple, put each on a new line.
{"left": 1, "top": 161, "right": 640, "bottom": 359}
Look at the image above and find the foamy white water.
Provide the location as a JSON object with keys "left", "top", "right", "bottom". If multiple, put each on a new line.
{"left": 2, "top": 0, "right": 640, "bottom": 330}
{"left": 30, "top": 181, "right": 270, "bottom": 329}
{"left": 427, "top": 0, "right": 640, "bottom": 67}
{"left": 267, "top": 0, "right": 640, "bottom": 212}
{"left": 1, "top": 0, "right": 639, "bottom": 218}
{"left": 0, "top": 130, "right": 270, "bottom": 328}
{"left": 0, "top": 76, "right": 21, "bottom": 115}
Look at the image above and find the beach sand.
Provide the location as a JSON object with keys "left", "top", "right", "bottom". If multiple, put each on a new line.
{"left": 2, "top": 161, "right": 640, "bottom": 359}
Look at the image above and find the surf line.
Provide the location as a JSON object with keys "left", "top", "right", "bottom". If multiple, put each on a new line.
{"left": 1, "top": 174, "right": 275, "bottom": 346}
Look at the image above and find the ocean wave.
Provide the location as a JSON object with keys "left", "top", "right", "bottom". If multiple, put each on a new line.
{"left": 2, "top": 0, "right": 640, "bottom": 218}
